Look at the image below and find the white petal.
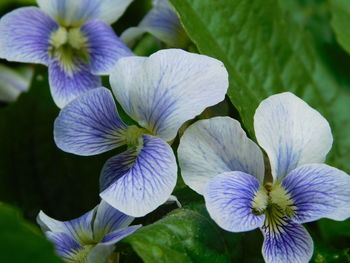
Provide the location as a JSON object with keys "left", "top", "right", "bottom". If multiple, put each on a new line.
{"left": 110, "top": 49, "right": 229, "bottom": 141}
{"left": 178, "top": 117, "right": 265, "bottom": 195}
{"left": 254, "top": 92, "right": 333, "bottom": 181}
{"left": 37, "top": 0, "right": 132, "bottom": 26}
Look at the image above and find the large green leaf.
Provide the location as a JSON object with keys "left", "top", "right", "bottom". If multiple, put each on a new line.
{"left": 169, "top": 0, "right": 350, "bottom": 173}
{"left": 0, "top": 203, "right": 63, "bottom": 263}
{"left": 124, "top": 207, "right": 242, "bottom": 263}
{"left": 330, "top": 0, "right": 350, "bottom": 55}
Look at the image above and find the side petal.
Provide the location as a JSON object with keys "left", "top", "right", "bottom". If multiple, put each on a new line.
{"left": 121, "top": 0, "right": 188, "bottom": 47}
{"left": 178, "top": 117, "right": 265, "bottom": 195}
{"left": 82, "top": 20, "right": 133, "bottom": 75}
{"left": 101, "top": 225, "right": 141, "bottom": 244}
{"left": 54, "top": 87, "right": 128, "bottom": 156}
{"left": 100, "top": 135, "right": 178, "bottom": 217}
{"left": 110, "top": 49, "right": 229, "bottom": 142}
{"left": 282, "top": 164, "right": 350, "bottom": 223}
{"left": 46, "top": 232, "right": 83, "bottom": 262}
{"left": 0, "top": 7, "right": 58, "bottom": 64}
{"left": 37, "top": 0, "right": 132, "bottom": 26}
{"left": 93, "top": 200, "right": 135, "bottom": 241}
{"left": 37, "top": 210, "right": 94, "bottom": 244}
{"left": 254, "top": 92, "right": 333, "bottom": 180}
{"left": 204, "top": 171, "right": 265, "bottom": 232}
{"left": 48, "top": 59, "right": 101, "bottom": 108}
{"left": 262, "top": 220, "right": 313, "bottom": 263}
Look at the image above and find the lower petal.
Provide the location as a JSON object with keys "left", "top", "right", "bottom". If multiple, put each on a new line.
{"left": 204, "top": 171, "right": 265, "bottom": 232}
{"left": 82, "top": 20, "right": 133, "bottom": 75}
{"left": 282, "top": 164, "right": 350, "bottom": 223}
{"left": 100, "top": 135, "right": 177, "bottom": 217}
{"left": 49, "top": 59, "right": 101, "bottom": 108}
{"left": 262, "top": 220, "right": 313, "bottom": 263}
{"left": 0, "top": 7, "right": 57, "bottom": 64}
{"left": 46, "top": 232, "right": 83, "bottom": 262}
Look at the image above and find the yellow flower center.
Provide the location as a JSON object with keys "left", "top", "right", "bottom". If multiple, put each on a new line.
{"left": 49, "top": 26, "right": 89, "bottom": 75}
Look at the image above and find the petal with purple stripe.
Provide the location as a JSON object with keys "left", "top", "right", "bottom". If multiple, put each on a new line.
{"left": 48, "top": 59, "right": 101, "bottom": 108}
{"left": 204, "top": 171, "right": 265, "bottom": 232}
{"left": 37, "top": 0, "right": 133, "bottom": 26}
{"left": 261, "top": 219, "right": 313, "bottom": 263}
{"left": 121, "top": 0, "right": 188, "bottom": 47}
{"left": 101, "top": 225, "right": 141, "bottom": 244}
{"left": 54, "top": 87, "right": 128, "bottom": 156}
{"left": 282, "top": 164, "right": 350, "bottom": 223}
{"left": 46, "top": 232, "right": 83, "bottom": 262}
{"left": 179, "top": 117, "right": 265, "bottom": 195}
{"left": 82, "top": 20, "right": 133, "bottom": 75}
{"left": 110, "top": 49, "right": 229, "bottom": 142}
{"left": 254, "top": 92, "right": 333, "bottom": 181}
{"left": 93, "top": 200, "right": 135, "bottom": 241}
{"left": 100, "top": 135, "right": 177, "bottom": 217}
{"left": 0, "top": 7, "right": 57, "bottom": 64}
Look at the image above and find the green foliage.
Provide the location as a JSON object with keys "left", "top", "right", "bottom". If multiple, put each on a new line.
{"left": 0, "top": 203, "right": 63, "bottom": 263}
{"left": 169, "top": 0, "right": 350, "bottom": 173}
{"left": 330, "top": 0, "right": 350, "bottom": 55}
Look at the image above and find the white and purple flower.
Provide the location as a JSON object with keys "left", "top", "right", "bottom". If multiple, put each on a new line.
{"left": 53, "top": 49, "right": 229, "bottom": 217}
{"left": 178, "top": 92, "right": 350, "bottom": 263}
{"left": 37, "top": 200, "right": 141, "bottom": 263}
{"left": 0, "top": 0, "right": 133, "bottom": 108}
{"left": 121, "top": 0, "right": 188, "bottom": 48}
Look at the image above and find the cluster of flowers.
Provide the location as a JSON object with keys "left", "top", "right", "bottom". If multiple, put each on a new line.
{"left": 1, "top": 1, "right": 349, "bottom": 263}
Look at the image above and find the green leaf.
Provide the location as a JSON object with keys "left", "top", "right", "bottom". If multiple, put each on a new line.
{"left": 124, "top": 208, "right": 241, "bottom": 263}
{"left": 330, "top": 0, "right": 350, "bottom": 55}
{"left": 169, "top": 0, "right": 350, "bottom": 172}
{"left": 0, "top": 203, "right": 63, "bottom": 263}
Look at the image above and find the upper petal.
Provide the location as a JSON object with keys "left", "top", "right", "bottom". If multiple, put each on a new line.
{"left": 100, "top": 135, "right": 178, "bottom": 217}
{"left": 48, "top": 59, "right": 102, "bottom": 108}
{"left": 204, "top": 171, "right": 265, "bottom": 232}
{"left": 0, "top": 7, "right": 58, "bottom": 64}
{"left": 54, "top": 87, "right": 128, "bottom": 156}
{"left": 82, "top": 20, "right": 133, "bottom": 75}
{"left": 121, "top": 0, "right": 188, "bottom": 47}
{"left": 37, "top": 209, "right": 94, "bottom": 244}
{"left": 261, "top": 220, "right": 313, "bottom": 263}
{"left": 178, "top": 117, "right": 265, "bottom": 195}
{"left": 282, "top": 164, "right": 350, "bottom": 223}
{"left": 37, "top": 0, "right": 132, "bottom": 26}
{"left": 254, "top": 92, "right": 333, "bottom": 180}
{"left": 110, "top": 49, "right": 229, "bottom": 142}
{"left": 93, "top": 200, "right": 135, "bottom": 241}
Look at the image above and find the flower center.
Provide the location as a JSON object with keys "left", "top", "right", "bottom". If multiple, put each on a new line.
{"left": 49, "top": 26, "right": 89, "bottom": 75}
{"left": 123, "top": 125, "right": 151, "bottom": 149}
{"left": 252, "top": 183, "right": 296, "bottom": 224}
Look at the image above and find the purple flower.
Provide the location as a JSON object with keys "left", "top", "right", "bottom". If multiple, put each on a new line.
{"left": 0, "top": 0, "right": 134, "bottom": 108}
{"left": 178, "top": 92, "right": 350, "bottom": 263}
{"left": 121, "top": 0, "right": 189, "bottom": 47}
{"left": 37, "top": 200, "right": 141, "bottom": 263}
{"left": 53, "top": 49, "right": 229, "bottom": 217}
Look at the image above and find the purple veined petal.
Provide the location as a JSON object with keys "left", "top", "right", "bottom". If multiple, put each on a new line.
{"left": 204, "top": 171, "right": 265, "bottom": 232}
{"left": 261, "top": 219, "right": 313, "bottom": 263}
{"left": 254, "top": 92, "right": 333, "bottom": 181}
{"left": 101, "top": 225, "right": 141, "bottom": 244}
{"left": 54, "top": 87, "right": 128, "bottom": 156}
{"left": 93, "top": 200, "right": 135, "bottom": 241}
{"left": 100, "top": 135, "right": 178, "bottom": 217}
{"left": 0, "top": 7, "right": 58, "bottom": 64}
{"left": 110, "top": 49, "right": 229, "bottom": 142}
{"left": 48, "top": 59, "right": 101, "bottom": 108}
{"left": 82, "top": 20, "right": 133, "bottom": 75}
{"left": 282, "top": 164, "right": 350, "bottom": 223}
{"left": 46, "top": 232, "right": 83, "bottom": 262}
{"left": 37, "top": 0, "right": 133, "bottom": 26}
{"left": 37, "top": 209, "right": 95, "bottom": 245}
{"left": 121, "top": 0, "right": 188, "bottom": 47}
{"left": 179, "top": 117, "right": 265, "bottom": 195}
